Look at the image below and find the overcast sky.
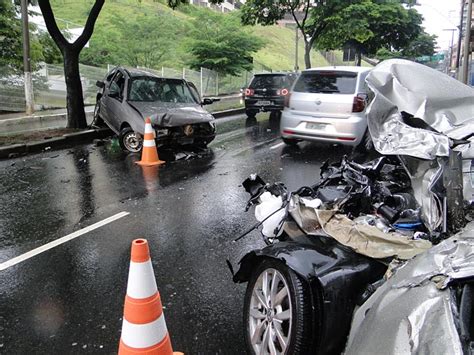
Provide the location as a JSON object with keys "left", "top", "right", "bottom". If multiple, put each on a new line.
{"left": 415, "top": 0, "right": 461, "bottom": 51}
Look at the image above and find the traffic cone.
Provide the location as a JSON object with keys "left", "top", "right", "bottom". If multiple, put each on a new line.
{"left": 136, "top": 118, "right": 165, "bottom": 166}
{"left": 119, "top": 239, "right": 182, "bottom": 355}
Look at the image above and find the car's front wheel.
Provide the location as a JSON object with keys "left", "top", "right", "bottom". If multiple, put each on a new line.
{"left": 243, "top": 259, "right": 314, "bottom": 354}
{"left": 119, "top": 127, "right": 143, "bottom": 153}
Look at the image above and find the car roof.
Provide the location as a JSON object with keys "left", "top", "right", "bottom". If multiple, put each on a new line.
{"left": 113, "top": 67, "right": 184, "bottom": 81}
{"left": 303, "top": 66, "right": 372, "bottom": 73}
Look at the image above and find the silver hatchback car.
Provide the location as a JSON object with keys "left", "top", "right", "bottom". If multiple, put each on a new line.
{"left": 281, "top": 66, "right": 372, "bottom": 146}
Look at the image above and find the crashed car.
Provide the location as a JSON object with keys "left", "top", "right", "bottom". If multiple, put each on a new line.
{"left": 231, "top": 59, "right": 474, "bottom": 354}
{"left": 94, "top": 67, "right": 217, "bottom": 152}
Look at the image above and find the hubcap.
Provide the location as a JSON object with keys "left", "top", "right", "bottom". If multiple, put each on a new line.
{"left": 123, "top": 132, "right": 142, "bottom": 153}
{"left": 248, "top": 268, "right": 292, "bottom": 354}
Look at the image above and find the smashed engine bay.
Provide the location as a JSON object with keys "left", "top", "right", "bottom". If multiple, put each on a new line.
{"left": 242, "top": 153, "right": 457, "bottom": 260}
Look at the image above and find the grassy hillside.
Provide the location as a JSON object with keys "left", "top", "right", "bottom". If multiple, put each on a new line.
{"left": 48, "top": 0, "right": 329, "bottom": 71}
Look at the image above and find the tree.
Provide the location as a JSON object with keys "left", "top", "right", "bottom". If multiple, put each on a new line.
{"left": 402, "top": 31, "right": 436, "bottom": 58}
{"left": 38, "top": 0, "right": 104, "bottom": 128}
{"left": 186, "top": 11, "right": 264, "bottom": 75}
{"left": 316, "top": 0, "right": 423, "bottom": 65}
{"left": 240, "top": 0, "right": 357, "bottom": 69}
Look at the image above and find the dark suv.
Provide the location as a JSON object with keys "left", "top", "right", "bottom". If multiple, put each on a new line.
{"left": 244, "top": 73, "right": 296, "bottom": 118}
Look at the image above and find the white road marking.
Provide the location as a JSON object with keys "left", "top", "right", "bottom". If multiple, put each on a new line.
{"left": 0, "top": 211, "right": 130, "bottom": 271}
{"left": 270, "top": 142, "right": 285, "bottom": 150}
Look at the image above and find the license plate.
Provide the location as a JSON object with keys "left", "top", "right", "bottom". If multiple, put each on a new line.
{"left": 306, "top": 122, "right": 327, "bottom": 130}
{"left": 256, "top": 100, "right": 271, "bottom": 106}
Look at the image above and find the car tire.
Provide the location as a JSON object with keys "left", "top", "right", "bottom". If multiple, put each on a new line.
{"left": 282, "top": 137, "right": 299, "bottom": 146}
{"left": 357, "top": 129, "right": 374, "bottom": 153}
{"left": 246, "top": 109, "right": 257, "bottom": 119}
{"left": 243, "top": 259, "right": 314, "bottom": 355}
{"left": 119, "top": 127, "right": 143, "bottom": 153}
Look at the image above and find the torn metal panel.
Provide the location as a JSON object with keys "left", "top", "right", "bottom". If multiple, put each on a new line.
{"left": 344, "top": 222, "right": 474, "bottom": 355}
{"left": 366, "top": 59, "right": 474, "bottom": 160}
{"left": 289, "top": 198, "right": 432, "bottom": 260}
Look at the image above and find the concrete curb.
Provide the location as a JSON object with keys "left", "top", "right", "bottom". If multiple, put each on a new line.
{"left": 212, "top": 107, "right": 245, "bottom": 118}
{"left": 0, "top": 127, "right": 112, "bottom": 159}
{"left": 0, "top": 108, "right": 244, "bottom": 160}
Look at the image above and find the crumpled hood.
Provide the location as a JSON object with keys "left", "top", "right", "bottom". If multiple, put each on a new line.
{"left": 129, "top": 101, "right": 214, "bottom": 127}
{"left": 366, "top": 59, "right": 474, "bottom": 160}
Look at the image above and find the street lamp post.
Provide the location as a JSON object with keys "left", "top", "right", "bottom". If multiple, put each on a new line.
{"left": 20, "top": 0, "right": 34, "bottom": 114}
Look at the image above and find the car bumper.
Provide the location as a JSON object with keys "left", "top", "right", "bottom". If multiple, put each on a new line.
{"left": 280, "top": 110, "right": 367, "bottom": 146}
{"left": 245, "top": 97, "right": 284, "bottom": 111}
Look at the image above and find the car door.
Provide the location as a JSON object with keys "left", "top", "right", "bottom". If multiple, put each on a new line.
{"left": 102, "top": 70, "right": 126, "bottom": 133}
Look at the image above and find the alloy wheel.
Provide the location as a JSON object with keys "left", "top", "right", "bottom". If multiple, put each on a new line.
{"left": 248, "top": 268, "right": 292, "bottom": 354}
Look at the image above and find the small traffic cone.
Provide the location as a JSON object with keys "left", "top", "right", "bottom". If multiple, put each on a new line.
{"left": 136, "top": 118, "right": 165, "bottom": 166}
{"left": 119, "top": 239, "right": 182, "bottom": 355}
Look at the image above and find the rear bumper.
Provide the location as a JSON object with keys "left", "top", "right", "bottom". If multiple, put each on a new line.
{"left": 280, "top": 110, "right": 367, "bottom": 146}
{"left": 245, "top": 97, "right": 285, "bottom": 111}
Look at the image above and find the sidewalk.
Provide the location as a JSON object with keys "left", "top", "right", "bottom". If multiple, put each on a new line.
{"left": 0, "top": 106, "right": 95, "bottom": 135}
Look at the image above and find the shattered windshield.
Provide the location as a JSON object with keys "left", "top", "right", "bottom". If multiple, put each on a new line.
{"left": 128, "top": 77, "right": 197, "bottom": 103}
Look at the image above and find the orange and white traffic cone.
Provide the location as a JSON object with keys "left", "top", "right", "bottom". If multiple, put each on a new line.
{"left": 136, "top": 118, "right": 165, "bottom": 166}
{"left": 119, "top": 239, "right": 182, "bottom": 355}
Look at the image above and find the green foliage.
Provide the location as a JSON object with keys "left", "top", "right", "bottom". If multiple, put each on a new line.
{"left": 0, "top": 0, "right": 25, "bottom": 70}
{"left": 186, "top": 11, "right": 264, "bottom": 75}
{"left": 0, "top": 0, "right": 44, "bottom": 73}
{"left": 49, "top": 0, "right": 328, "bottom": 72}
{"left": 38, "top": 30, "right": 62, "bottom": 64}
{"left": 402, "top": 31, "right": 437, "bottom": 58}
{"left": 240, "top": 0, "right": 354, "bottom": 68}
{"left": 316, "top": 0, "right": 423, "bottom": 62}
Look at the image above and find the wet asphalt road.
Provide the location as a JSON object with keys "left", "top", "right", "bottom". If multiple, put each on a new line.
{"left": 0, "top": 113, "right": 350, "bottom": 354}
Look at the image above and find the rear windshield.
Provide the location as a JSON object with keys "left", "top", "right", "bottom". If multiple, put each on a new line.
{"left": 249, "top": 75, "right": 291, "bottom": 89}
{"left": 293, "top": 71, "right": 358, "bottom": 94}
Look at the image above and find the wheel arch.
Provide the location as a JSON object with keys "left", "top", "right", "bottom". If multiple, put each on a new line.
{"left": 233, "top": 240, "right": 387, "bottom": 354}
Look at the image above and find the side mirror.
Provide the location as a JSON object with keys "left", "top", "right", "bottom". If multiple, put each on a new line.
{"left": 202, "top": 98, "right": 217, "bottom": 105}
{"left": 96, "top": 80, "right": 105, "bottom": 89}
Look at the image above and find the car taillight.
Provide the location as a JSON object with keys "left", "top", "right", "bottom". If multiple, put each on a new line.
{"left": 284, "top": 92, "right": 291, "bottom": 107}
{"left": 277, "top": 88, "right": 289, "bottom": 96}
{"left": 245, "top": 88, "right": 254, "bottom": 96}
{"left": 352, "top": 94, "right": 367, "bottom": 113}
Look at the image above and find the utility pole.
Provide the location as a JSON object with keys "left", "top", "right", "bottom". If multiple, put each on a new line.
{"left": 20, "top": 0, "right": 34, "bottom": 115}
{"left": 456, "top": 0, "right": 466, "bottom": 75}
{"left": 462, "top": 0, "right": 473, "bottom": 84}
{"left": 294, "top": 25, "right": 299, "bottom": 72}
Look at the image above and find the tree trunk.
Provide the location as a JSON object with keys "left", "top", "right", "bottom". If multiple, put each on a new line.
{"left": 64, "top": 50, "right": 87, "bottom": 128}
{"left": 304, "top": 41, "right": 312, "bottom": 69}
{"left": 356, "top": 51, "right": 362, "bottom": 66}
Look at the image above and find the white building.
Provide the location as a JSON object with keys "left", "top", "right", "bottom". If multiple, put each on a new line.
{"left": 189, "top": 0, "right": 245, "bottom": 13}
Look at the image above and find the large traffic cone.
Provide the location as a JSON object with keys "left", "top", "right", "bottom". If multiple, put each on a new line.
{"left": 136, "top": 118, "right": 165, "bottom": 166}
{"left": 119, "top": 239, "right": 182, "bottom": 355}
